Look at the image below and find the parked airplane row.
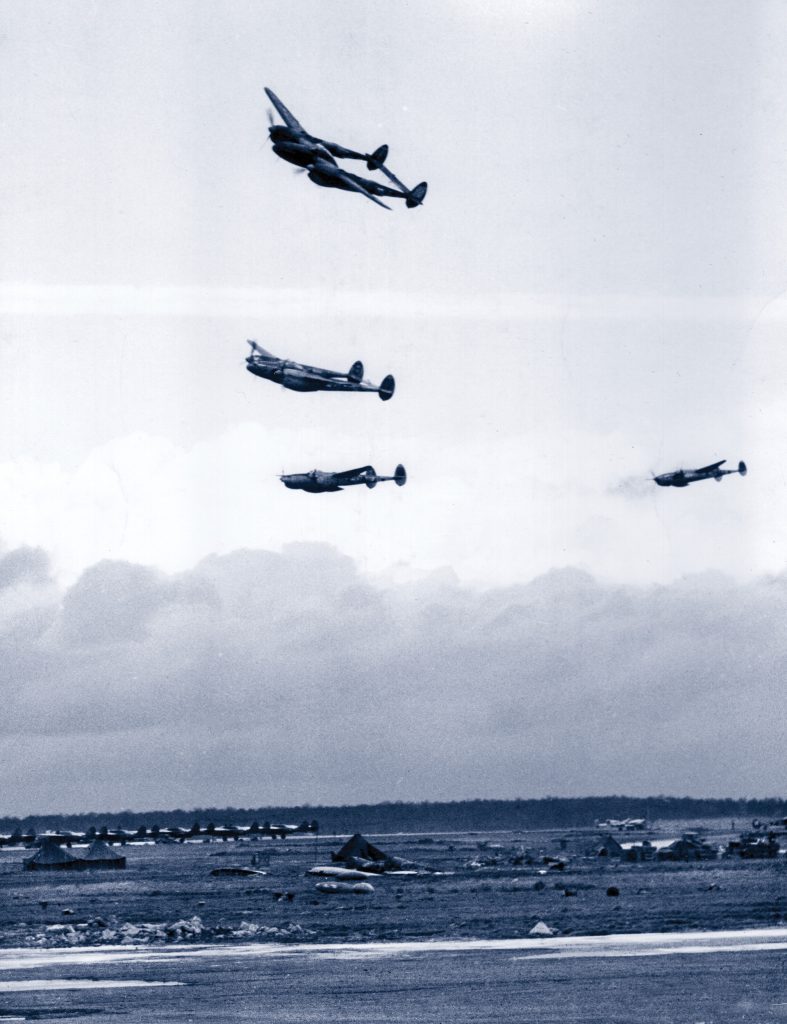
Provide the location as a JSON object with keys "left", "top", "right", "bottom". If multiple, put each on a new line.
{"left": 0, "top": 820, "right": 319, "bottom": 847}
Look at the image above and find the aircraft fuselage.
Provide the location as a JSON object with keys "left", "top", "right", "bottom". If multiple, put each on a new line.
{"left": 281, "top": 471, "right": 343, "bottom": 493}
{"left": 654, "top": 462, "right": 746, "bottom": 487}
{"left": 268, "top": 125, "right": 366, "bottom": 161}
{"left": 272, "top": 140, "right": 336, "bottom": 169}
{"left": 246, "top": 361, "right": 327, "bottom": 392}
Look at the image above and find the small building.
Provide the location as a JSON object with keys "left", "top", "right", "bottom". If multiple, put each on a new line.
{"left": 726, "top": 832, "right": 780, "bottom": 859}
{"left": 620, "top": 840, "right": 656, "bottom": 862}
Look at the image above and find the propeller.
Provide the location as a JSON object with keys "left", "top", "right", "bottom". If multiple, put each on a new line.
{"left": 263, "top": 107, "right": 276, "bottom": 145}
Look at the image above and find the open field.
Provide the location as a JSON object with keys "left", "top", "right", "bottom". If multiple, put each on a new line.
{"left": 1, "top": 930, "right": 787, "bottom": 1022}
{"left": 0, "top": 828, "right": 784, "bottom": 949}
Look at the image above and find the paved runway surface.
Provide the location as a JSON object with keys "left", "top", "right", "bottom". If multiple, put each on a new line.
{"left": 1, "top": 928, "right": 786, "bottom": 1022}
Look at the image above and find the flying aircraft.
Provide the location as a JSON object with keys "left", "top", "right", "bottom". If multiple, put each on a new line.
{"left": 271, "top": 140, "right": 427, "bottom": 207}
{"left": 303, "top": 154, "right": 427, "bottom": 210}
{"left": 265, "top": 87, "right": 389, "bottom": 170}
{"left": 246, "top": 341, "right": 395, "bottom": 400}
{"left": 653, "top": 459, "right": 748, "bottom": 487}
{"left": 265, "top": 87, "right": 427, "bottom": 210}
{"left": 281, "top": 464, "right": 407, "bottom": 493}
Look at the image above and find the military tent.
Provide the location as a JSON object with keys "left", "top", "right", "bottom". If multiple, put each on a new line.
{"left": 24, "top": 840, "right": 81, "bottom": 872}
{"left": 81, "top": 840, "right": 126, "bottom": 869}
{"left": 331, "top": 833, "right": 388, "bottom": 863}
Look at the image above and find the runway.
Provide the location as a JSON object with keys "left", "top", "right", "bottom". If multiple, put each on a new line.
{"left": 1, "top": 928, "right": 786, "bottom": 1022}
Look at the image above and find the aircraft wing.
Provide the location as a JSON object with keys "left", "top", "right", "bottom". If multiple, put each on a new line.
{"left": 334, "top": 170, "right": 392, "bottom": 210}
{"left": 281, "top": 361, "right": 353, "bottom": 382}
{"left": 697, "top": 459, "right": 726, "bottom": 473}
{"left": 248, "top": 340, "right": 277, "bottom": 359}
{"left": 333, "top": 465, "right": 374, "bottom": 483}
{"left": 291, "top": 361, "right": 353, "bottom": 380}
{"left": 264, "top": 88, "right": 305, "bottom": 131}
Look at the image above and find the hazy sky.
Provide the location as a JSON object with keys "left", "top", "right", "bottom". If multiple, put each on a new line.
{"left": 1, "top": 1, "right": 786, "bottom": 811}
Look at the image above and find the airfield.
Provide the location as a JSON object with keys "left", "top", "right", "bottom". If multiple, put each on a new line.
{"left": 2, "top": 930, "right": 787, "bottom": 1023}
{"left": 0, "top": 825, "right": 784, "bottom": 1020}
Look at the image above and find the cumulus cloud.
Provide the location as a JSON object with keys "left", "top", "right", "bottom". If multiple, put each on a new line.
{"left": 1, "top": 542, "right": 784, "bottom": 814}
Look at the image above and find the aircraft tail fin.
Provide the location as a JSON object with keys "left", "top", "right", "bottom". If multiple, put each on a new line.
{"left": 367, "top": 145, "right": 389, "bottom": 171}
{"left": 378, "top": 374, "right": 395, "bottom": 401}
{"left": 406, "top": 182, "right": 428, "bottom": 208}
{"left": 394, "top": 464, "right": 407, "bottom": 487}
{"left": 738, "top": 460, "right": 747, "bottom": 476}
{"left": 348, "top": 360, "right": 364, "bottom": 383}
{"left": 365, "top": 469, "right": 378, "bottom": 489}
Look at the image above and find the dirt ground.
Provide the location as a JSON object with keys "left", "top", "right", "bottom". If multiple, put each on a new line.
{"left": 0, "top": 828, "right": 784, "bottom": 949}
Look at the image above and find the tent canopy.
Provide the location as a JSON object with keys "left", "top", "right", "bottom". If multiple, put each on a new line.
{"left": 333, "top": 833, "right": 388, "bottom": 863}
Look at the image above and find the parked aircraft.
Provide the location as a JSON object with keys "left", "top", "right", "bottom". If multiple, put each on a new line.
{"left": 0, "top": 828, "right": 35, "bottom": 848}
{"left": 246, "top": 341, "right": 395, "bottom": 400}
{"left": 34, "top": 830, "right": 85, "bottom": 847}
{"left": 654, "top": 460, "right": 747, "bottom": 488}
{"left": 281, "top": 464, "right": 407, "bottom": 493}
{"left": 598, "top": 818, "right": 647, "bottom": 832}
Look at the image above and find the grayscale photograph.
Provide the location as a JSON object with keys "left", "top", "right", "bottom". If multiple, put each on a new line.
{"left": 0, "top": 1, "right": 785, "bottom": 1020}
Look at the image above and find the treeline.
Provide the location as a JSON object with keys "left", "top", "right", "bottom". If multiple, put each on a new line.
{"left": 1, "top": 795, "right": 784, "bottom": 836}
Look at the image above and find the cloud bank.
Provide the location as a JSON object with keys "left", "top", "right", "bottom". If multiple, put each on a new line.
{"left": 0, "top": 542, "right": 783, "bottom": 815}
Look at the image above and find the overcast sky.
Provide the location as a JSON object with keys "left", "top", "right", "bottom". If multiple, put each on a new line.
{"left": 1, "top": 1, "right": 786, "bottom": 812}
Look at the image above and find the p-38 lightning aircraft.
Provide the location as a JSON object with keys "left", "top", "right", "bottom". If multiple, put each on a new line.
{"left": 246, "top": 341, "right": 395, "bottom": 400}
{"left": 281, "top": 464, "right": 407, "bottom": 493}
{"left": 265, "top": 87, "right": 427, "bottom": 210}
{"left": 265, "top": 87, "right": 389, "bottom": 171}
{"left": 653, "top": 459, "right": 748, "bottom": 488}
